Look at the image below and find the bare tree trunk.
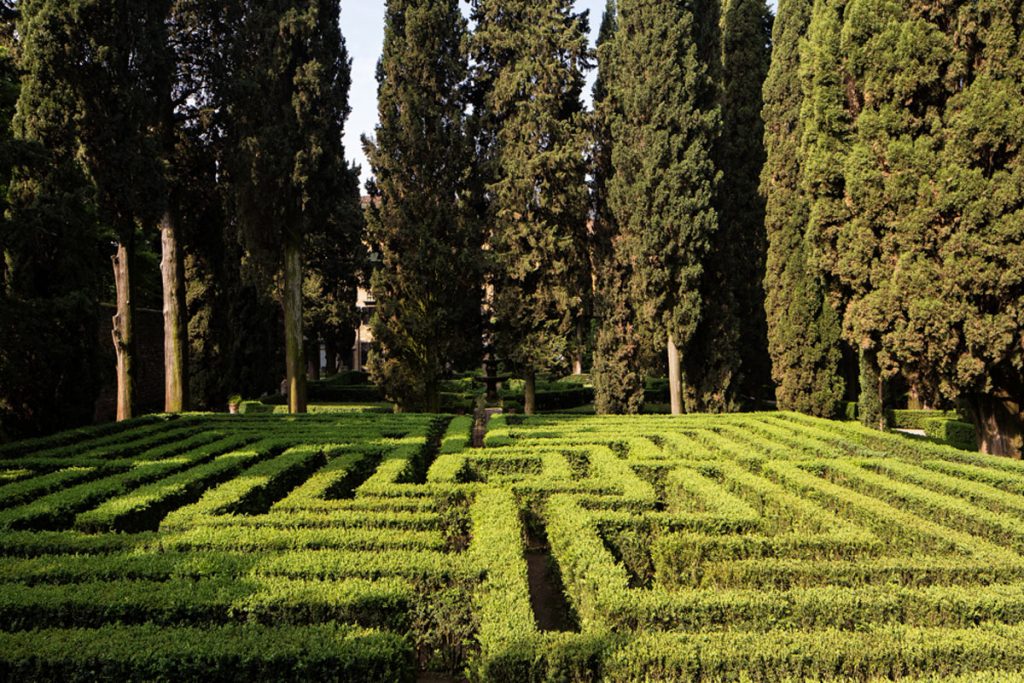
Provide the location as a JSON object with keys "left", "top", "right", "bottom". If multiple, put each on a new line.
{"left": 966, "top": 394, "right": 1023, "bottom": 459}
{"left": 324, "top": 340, "right": 338, "bottom": 376}
{"left": 283, "top": 239, "right": 307, "bottom": 414}
{"left": 907, "top": 383, "right": 931, "bottom": 411}
{"left": 112, "top": 240, "right": 136, "bottom": 421}
{"left": 307, "top": 339, "right": 321, "bottom": 382}
{"left": 524, "top": 370, "right": 537, "bottom": 416}
{"left": 160, "top": 212, "right": 188, "bottom": 413}
{"left": 668, "top": 336, "right": 683, "bottom": 415}
{"left": 573, "top": 319, "right": 585, "bottom": 375}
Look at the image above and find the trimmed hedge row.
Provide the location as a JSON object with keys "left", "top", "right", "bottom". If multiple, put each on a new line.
{"left": 73, "top": 438, "right": 280, "bottom": 533}
{"left": 0, "top": 623, "right": 413, "bottom": 682}
{"left": 0, "top": 576, "right": 414, "bottom": 631}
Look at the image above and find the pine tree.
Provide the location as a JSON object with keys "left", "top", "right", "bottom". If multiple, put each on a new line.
{"left": 363, "top": 0, "right": 479, "bottom": 413}
{"left": 608, "top": 0, "right": 720, "bottom": 416}
{"left": 230, "top": 0, "right": 357, "bottom": 414}
{"left": 760, "top": 0, "right": 845, "bottom": 417}
{"left": 470, "top": 0, "right": 592, "bottom": 415}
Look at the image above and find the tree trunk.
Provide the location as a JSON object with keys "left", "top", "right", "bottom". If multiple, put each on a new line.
{"left": 426, "top": 380, "right": 441, "bottom": 415}
{"left": 858, "top": 347, "right": 886, "bottom": 430}
{"left": 966, "top": 394, "right": 1023, "bottom": 459}
{"left": 668, "top": 336, "right": 683, "bottom": 415}
{"left": 307, "top": 339, "right": 321, "bottom": 382}
{"left": 283, "top": 239, "right": 307, "bottom": 414}
{"left": 324, "top": 340, "right": 338, "bottom": 376}
{"left": 160, "top": 212, "right": 189, "bottom": 413}
{"left": 524, "top": 371, "right": 537, "bottom": 416}
{"left": 112, "top": 239, "right": 136, "bottom": 421}
{"left": 907, "top": 383, "right": 931, "bottom": 411}
{"left": 573, "top": 319, "right": 586, "bottom": 375}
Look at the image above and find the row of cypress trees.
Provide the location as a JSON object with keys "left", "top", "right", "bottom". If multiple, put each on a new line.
{"left": 366, "top": 0, "right": 774, "bottom": 417}
{"left": 763, "top": 0, "right": 1023, "bottom": 456}
{"left": 1, "top": 0, "right": 364, "bottom": 437}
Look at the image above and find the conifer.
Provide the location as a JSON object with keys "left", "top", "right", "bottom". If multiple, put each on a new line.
{"left": 608, "top": 0, "right": 720, "bottom": 415}
{"left": 685, "top": 0, "right": 772, "bottom": 412}
{"left": 229, "top": 0, "right": 357, "bottom": 414}
{"left": 469, "top": 0, "right": 592, "bottom": 415}
{"left": 761, "top": 0, "right": 845, "bottom": 417}
{"left": 363, "top": 0, "right": 479, "bottom": 413}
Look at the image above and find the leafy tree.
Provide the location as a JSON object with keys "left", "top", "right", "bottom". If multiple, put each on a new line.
{"left": 608, "top": 0, "right": 720, "bottom": 415}
{"left": 229, "top": 0, "right": 358, "bottom": 414}
{"left": 469, "top": 0, "right": 592, "bottom": 415}
{"left": 760, "top": 0, "right": 845, "bottom": 417}
{"left": 363, "top": 0, "right": 479, "bottom": 413}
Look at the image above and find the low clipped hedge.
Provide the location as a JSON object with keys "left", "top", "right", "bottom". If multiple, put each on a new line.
{"left": 0, "top": 623, "right": 414, "bottom": 682}
{"left": 923, "top": 418, "right": 977, "bottom": 451}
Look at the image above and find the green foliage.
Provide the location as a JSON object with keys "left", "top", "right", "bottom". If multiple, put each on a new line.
{"left": 760, "top": 0, "right": 846, "bottom": 417}
{"left": 1, "top": 2, "right": 104, "bottom": 440}
{"left": 605, "top": 0, "right": 720, "bottom": 413}
{"left": 922, "top": 418, "right": 977, "bottom": 453}
{"left": 4, "top": 410, "right": 1024, "bottom": 678}
{"left": 780, "top": 0, "right": 1024, "bottom": 452}
{"left": 469, "top": 0, "right": 592, "bottom": 379}
{"left": 364, "top": 0, "right": 479, "bottom": 413}
{"left": 684, "top": 0, "right": 773, "bottom": 412}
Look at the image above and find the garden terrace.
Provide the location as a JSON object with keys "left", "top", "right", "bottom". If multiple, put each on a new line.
{"left": 1, "top": 411, "right": 1024, "bottom": 680}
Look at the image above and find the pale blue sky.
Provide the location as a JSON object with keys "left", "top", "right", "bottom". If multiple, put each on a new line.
{"left": 342, "top": 0, "right": 607, "bottom": 186}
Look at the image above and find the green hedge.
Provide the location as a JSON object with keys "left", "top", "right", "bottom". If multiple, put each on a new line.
{"left": 923, "top": 418, "right": 977, "bottom": 451}
{"left": 0, "top": 624, "right": 414, "bottom": 682}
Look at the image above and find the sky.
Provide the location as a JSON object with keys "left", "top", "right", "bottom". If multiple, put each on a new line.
{"left": 342, "top": 0, "right": 608, "bottom": 187}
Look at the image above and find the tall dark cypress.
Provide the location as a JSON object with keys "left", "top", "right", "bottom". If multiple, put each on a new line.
{"left": 25, "top": 0, "right": 171, "bottom": 421}
{"left": 608, "top": 0, "right": 721, "bottom": 415}
{"left": 688, "top": 0, "right": 772, "bottom": 411}
{"left": 1, "top": 1, "right": 104, "bottom": 439}
{"left": 830, "top": 0, "right": 1024, "bottom": 453}
{"left": 760, "top": 0, "right": 845, "bottom": 417}
{"left": 230, "top": 0, "right": 358, "bottom": 414}
{"left": 592, "top": 0, "right": 645, "bottom": 415}
{"left": 363, "top": 0, "right": 479, "bottom": 413}
{"left": 470, "top": 0, "right": 591, "bottom": 415}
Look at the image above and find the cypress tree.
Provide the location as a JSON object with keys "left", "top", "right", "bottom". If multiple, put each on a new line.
{"left": 363, "top": 0, "right": 479, "bottom": 413}
{"left": 1, "top": 2, "right": 105, "bottom": 439}
{"left": 469, "top": 0, "right": 591, "bottom": 415}
{"left": 22, "top": 0, "right": 171, "bottom": 421}
{"left": 760, "top": 0, "right": 845, "bottom": 417}
{"left": 608, "top": 0, "right": 720, "bottom": 416}
{"left": 592, "top": 0, "right": 646, "bottom": 415}
{"left": 230, "top": 0, "right": 357, "bottom": 414}
{"left": 832, "top": 0, "right": 1023, "bottom": 453}
{"left": 168, "top": 0, "right": 284, "bottom": 408}
{"left": 930, "top": 0, "right": 1023, "bottom": 455}
{"left": 684, "top": 0, "right": 772, "bottom": 413}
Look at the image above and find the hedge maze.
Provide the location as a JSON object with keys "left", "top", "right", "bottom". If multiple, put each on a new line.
{"left": 2, "top": 412, "right": 1024, "bottom": 680}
